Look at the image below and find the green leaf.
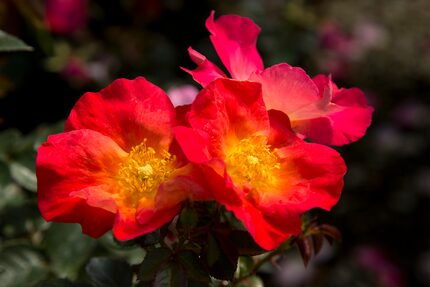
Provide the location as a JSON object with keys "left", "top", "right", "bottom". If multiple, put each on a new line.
{"left": 179, "top": 206, "right": 198, "bottom": 228}
{"left": 206, "top": 234, "right": 220, "bottom": 266}
{"left": 85, "top": 257, "right": 132, "bottom": 287}
{"left": 0, "top": 245, "right": 49, "bottom": 287}
{"left": 231, "top": 230, "right": 266, "bottom": 256}
{"left": 0, "top": 183, "right": 25, "bottom": 212}
{"left": 139, "top": 247, "right": 172, "bottom": 282}
{"left": 203, "top": 231, "right": 239, "bottom": 281}
{"left": 0, "top": 202, "right": 41, "bottom": 238}
{"left": 137, "top": 229, "right": 162, "bottom": 247}
{"left": 153, "top": 263, "right": 187, "bottom": 287}
{"left": 0, "top": 129, "right": 22, "bottom": 161}
{"left": 9, "top": 161, "right": 37, "bottom": 192}
{"left": 236, "top": 276, "right": 264, "bottom": 287}
{"left": 43, "top": 223, "right": 97, "bottom": 279}
{"left": 36, "top": 279, "right": 92, "bottom": 287}
{"left": 237, "top": 256, "right": 254, "bottom": 278}
{"left": 0, "top": 30, "right": 33, "bottom": 52}
{"left": 177, "top": 251, "right": 210, "bottom": 283}
{"left": 99, "top": 234, "right": 145, "bottom": 265}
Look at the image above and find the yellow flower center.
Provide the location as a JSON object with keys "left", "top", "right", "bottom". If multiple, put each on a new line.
{"left": 225, "top": 136, "right": 280, "bottom": 190}
{"left": 115, "top": 140, "right": 176, "bottom": 208}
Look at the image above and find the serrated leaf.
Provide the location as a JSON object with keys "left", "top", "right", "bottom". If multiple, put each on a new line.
{"left": 319, "top": 224, "right": 342, "bottom": 243}
{"left": 296, "top": 236, "right": 312, "bottom": 267}
{"left": 203, "top": 231, "right": 238, "bottom": 281}
{"left": 85, "top": 257, "right": 132, "bottom": 287}
{"left": 9, "top": 161, "right": 37, "bottom": 192}
{"left": 139, "top": 247, "right": 172, "bottom": 282}
{"left": 0, "top": 245, "right": 49, "bottom": 287}
{"left": 312, "top": 234, "right": 324, "bottom": 255}
{"left": 43, "top": 223, "right": 96, "bottom": 279}
{"left": 153, "top": 263, "right": 187, "bottom": 287}
{"left": 177, "top": 251, "right": 210, "bottom": 283}
{"left": 0, "top": 30, "right": 33, "bottom": 52}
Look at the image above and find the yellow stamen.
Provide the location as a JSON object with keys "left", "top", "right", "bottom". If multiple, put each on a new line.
{"left": 225, "top": 136, "right": 280, "bottom": 190}
{"left": 115, "top": 140, "right": 176, "bottom": 208}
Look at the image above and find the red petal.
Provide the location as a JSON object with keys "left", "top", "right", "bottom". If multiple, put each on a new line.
{"left": 259, "top": 141, "right": 347, "bottom": 213}
{"left": 206, "top": 11, "right": 263, "bottom": 80}
{"left": 174, "top": 126, "right": 212, "bottom": 163}
{"left": 293, "top": 105, "right": 373, "bottom": 146}
{"left": 268, "top": 109, "right": 301, "bottom": 148}
{"left": 65, "top": 77, "right": 175, "bottom": 152}
{"left": 293, "top": 76, "right": 373, "bottom": 145}
{"left": 251, "top": 63, "right": 320, "bottom": 116}
{"left": 231, "top": 201, "right": 294, "bottom": 250}
{"left": 112, "top": 203, "right": 182, "bottom": 241}
{"left": 181, "top": 47, "right": 226, "bottom": 87}
{"left": 37, "top": 129, "right": 126, "bottom": 237}
{"left": 188, "top": 78, "right": 269, "bottom": 157}
{"left": 174, "top": 104, "right": 191, "bottom": 127}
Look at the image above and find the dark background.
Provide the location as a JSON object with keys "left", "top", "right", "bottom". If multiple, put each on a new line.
{"left": 1, "top": 0, "right": 430, "bottom": 286}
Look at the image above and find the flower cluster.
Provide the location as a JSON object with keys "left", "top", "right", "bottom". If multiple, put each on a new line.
{"left": 36, "top": 12, "right": 373, "bottom": 250}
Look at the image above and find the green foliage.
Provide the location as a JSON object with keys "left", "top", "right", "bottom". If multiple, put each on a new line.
{"left": 37, "top": 279, "right": 92, "bottom": 287}
{"left": 139, "top": 247, "right": 172, "bottom": 282}
{"left": 85, "top": 257, "right": 133, "bottom": 287}
{"left": 0, "top": 30, "right": 33, "bottom": 52}
{"left": 43, "top": 223, "right": 97, "bottom": 279}
{"left": 0, "top": 245, "right": 49, "bottom": 287}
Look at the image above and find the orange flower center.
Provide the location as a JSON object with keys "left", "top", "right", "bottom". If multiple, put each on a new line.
{"left": 115, "top": 140, "right": 176, "bottom": 208}
{"left": 225, "top": 136, "right": 280, "bottom": 190}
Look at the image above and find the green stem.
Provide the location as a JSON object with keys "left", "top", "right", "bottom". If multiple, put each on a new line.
{"left": 230, "top": 238, "right": 294, "bottom": 286}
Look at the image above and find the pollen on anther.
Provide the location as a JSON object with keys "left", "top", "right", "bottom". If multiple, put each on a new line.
{"left": 225, "top": 136, "right": 280, "bottom": 190}
{"left": 114, "top": 140, "right": 176, "bottom": 208}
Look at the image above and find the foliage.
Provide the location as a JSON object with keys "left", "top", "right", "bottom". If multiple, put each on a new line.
{"left": 1, "top": 0, "right": 429, "bottom": 286}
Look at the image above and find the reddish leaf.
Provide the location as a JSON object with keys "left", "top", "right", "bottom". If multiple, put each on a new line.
{"left": 296, "top": 236, "right": 312, "bottom": 267}
{"left": 312, "top": 234, "right": 324, "bottom": 255}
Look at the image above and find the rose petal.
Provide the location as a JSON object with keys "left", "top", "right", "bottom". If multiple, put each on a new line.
{"left": 65, "top": 77, "right": 175, "bottom": 151}
{"left": 181, "top": 47, "right": 226, "bottom": 87}
{"left": 206, "top": 11, "right": 263, "bottom": 80}
{"left": 37, "top": 129, "right": 126, "bottom": 237}
{"left": 251, "top": 63, "right": 320, "bottom": 116}
{"left": 187, "top": 78, "right": 269, "bottom": 157}
{"left": 293, "top": 75, "right": 374, "bottom": 145}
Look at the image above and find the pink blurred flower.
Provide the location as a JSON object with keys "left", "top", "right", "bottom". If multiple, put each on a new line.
{"left": 318, "top": 20, "right": 386, "bottom": 78}
{"left": 167, "top": 85, "right": 198, "bottom": 107}
{"left": 45, "top": 0, "right": 88, "bottom": 35}
{"left": 60, "top": 57, "right": 90, "bottom": 84}
{"left": 356, "top": 246, "right": 405, "bottom": 287}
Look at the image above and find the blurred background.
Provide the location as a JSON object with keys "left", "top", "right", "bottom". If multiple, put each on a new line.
{"left": 1, "top": 0, "right": 430, "bottom": 286}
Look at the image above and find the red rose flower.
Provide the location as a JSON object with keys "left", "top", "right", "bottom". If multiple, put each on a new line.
{"left": 183, "top": 11, "right": 373, "bottom": 146}
{"left": 37, "top": 77, "right": 204, "bottom": 240}
{"left": 175, "top": 79, "right": 346, "bottom": 250}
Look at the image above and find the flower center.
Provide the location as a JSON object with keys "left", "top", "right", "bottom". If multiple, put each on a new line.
{"left": 225, "top": 136, "right": 280, "bottom": 190}
{"left": 115, "top": 140, "right": 176, "bottom": 208}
